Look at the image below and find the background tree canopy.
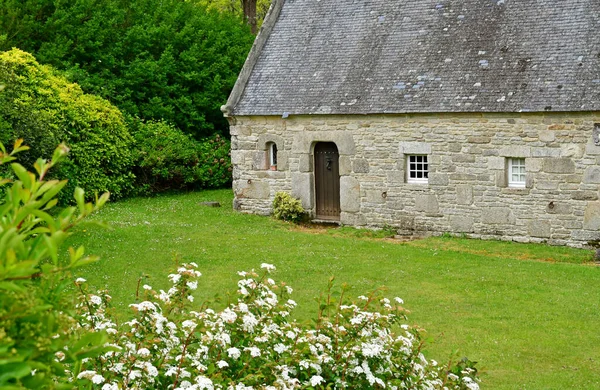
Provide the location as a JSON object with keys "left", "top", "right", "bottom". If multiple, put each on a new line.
{"left": 199, "top": 0, "right": 273, "bottom": 33}
{"left": 0, "top": 0, "right": 255, "bottom": 139}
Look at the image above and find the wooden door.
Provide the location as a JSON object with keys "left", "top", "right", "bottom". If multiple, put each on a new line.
{"left": 314, "top": 142, "right": 340, "bottom": 220}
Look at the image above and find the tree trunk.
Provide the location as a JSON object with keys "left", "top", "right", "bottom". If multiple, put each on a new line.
{"left": 242, "top": 0, "right": 257, "bottom": 34}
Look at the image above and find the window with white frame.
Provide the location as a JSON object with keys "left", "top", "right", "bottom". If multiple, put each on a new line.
{"left": 508, "top": 158, "right": 526, "bottom": 188}
{"left": 267, "top": 142, "right": 278, "bottom": 169}
{"left": 407, "top": 155, "right": 428, "bottom": 184}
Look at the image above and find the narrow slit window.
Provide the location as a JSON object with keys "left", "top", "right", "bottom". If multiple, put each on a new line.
{"left": 268, "top": 142, "right": 278, "bottom": 169}
{"left": 508, "top": 158, "right": 526, "bottom": 188}
{"left": 407, "top": 155, "right": 428, "bottom": 184}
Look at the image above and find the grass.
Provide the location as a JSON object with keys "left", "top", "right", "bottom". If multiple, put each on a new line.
{"left": 67, "top": 189, "right": 600, "bottom": 389}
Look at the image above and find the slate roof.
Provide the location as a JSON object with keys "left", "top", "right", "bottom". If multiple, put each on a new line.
{"left": 227, "top": 0, "right": 600, "bottom": 116}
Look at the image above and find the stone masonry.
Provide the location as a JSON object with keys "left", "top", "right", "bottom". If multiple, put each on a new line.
{"left": 229, "top": 112, "right": 600, "bottom": 247}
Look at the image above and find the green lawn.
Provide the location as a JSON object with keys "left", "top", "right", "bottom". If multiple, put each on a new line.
{"left": 67, "top": 189, "right": 600, "bottom": 389}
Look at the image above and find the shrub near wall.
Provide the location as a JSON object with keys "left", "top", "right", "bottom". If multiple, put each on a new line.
{"left": 132, "top": 120, "right": 232, "bottom": 193}
{"left": 0, "top": 49, "right": 134, "bottom": 201}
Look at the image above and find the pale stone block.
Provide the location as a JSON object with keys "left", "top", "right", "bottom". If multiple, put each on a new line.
{"left": 252, "top": 152, "right": 267, "bottom": 170}
{"left": 340, "top": 176, "right": 361, "bottom": 213}
{"left": 231, "top": 150, "right": 245, "bottom": 165}
{"left": 450, "top": 216, "right": 474, "bottom": 232}
{"left": 545, "top": 202, "right": 572, "bottom": 215}
{"left": 542, "top": 158, "right": 575, "bottom": 174}
{"left": 583, "top": 166, "right": 600, "bottom": 184}
{"left": 291, "top": 173, "right": 314, "bottom": 209}
{"left": 584, "top": 202, "right": 600, "bottom": 230}
{"left": 387, "top": 171, "right": 405, "bottom": 185}
{"left": 340, "top": 212, "right": 366, "bottom": 226}
{"left": 536, "top": 181, "right": 559, "bottom": 190}
{"left": 399, "top": 142, "right": 431, "bottom": 155}
{"left": 352, "top": 158, "right": 370, "bottom": 173}
{"left": 526, "top": 173, "right": 534, "bottom": 189}
{"left": 532, "top": 147, "right": 561, "bottom": 158}
{"left": 488, "top": 156, "right": 505, "bottom": 170}
{"left": 450, "top": 173, "right": 477, "bottom": 181}
{"left": 467, "top": 136, "right": 491, "bottom": 144}
{"left": 495, "top": 171, "right": 507, "bottom": 187}
{"left": 499, "top": 145, "right": 531, "bottom": 157}
{"left": 481, "top": 207, "right": 513, "bottom": 224}
{"left": 585, "top": 142, "right": 600, "bottom": 156}
{"left": 257, "top": 134, "right": 284, "bottom": 150}
{"left": 448, "top": 143, "right": 462, "bottom": 152}
{"left": 561, "top": 144, "right": 584, "bottom": 158}
{"left": 277, "top": 151, "right": 289, "bottom": 171}
{"left": 299, "top": 154, "right": 312, "bottom": 172}
{"left": 525, "top": 158, "right": 543, "bottom": 172}
{"left": 238, "top": 181, "right": 270, "bottom": 199}
{"left": 571, "top": 230, "right": 600, "bottom": 242}
{"left": 415, "top": 194, "right": 439, "bottom": 214}
{"left": 292, "top": 131, "right": 356, "bottom": 155}
{"left": 366, "top": 190, "right": 386, "bottom": 204}
{"left": 338, "top": 156, "right": 351, "bottom": 175}
{"left": 452, "top": 154, "right": 476, "bottom": 163}
{"left": 428, "top": 173, "right": 449, "bottom": 186}
{"left": 571, "top": 191, "right": 599, "bottom": 201}
{"left": 528, "top": 220, "right": 551, "bottom": 238}
{"left": 539, "top": 131, "right": 556, "bottom": 142}
{"left": 456, "top": 185, "right": 473, "bottom": 205}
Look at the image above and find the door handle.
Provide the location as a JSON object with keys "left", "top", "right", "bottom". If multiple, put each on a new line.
{"left": 326, "top": 157, "right": 332, "bottom": 171}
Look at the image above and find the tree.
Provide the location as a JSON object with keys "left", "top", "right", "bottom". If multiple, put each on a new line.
{"left": 199, "top": 0, "right": 272, "bottom": 34}
{"left": 0, "top": 0, "right": 255, "bottom": 138}
{"left": 243, "top": 0, "right": 258, "bottom": 34}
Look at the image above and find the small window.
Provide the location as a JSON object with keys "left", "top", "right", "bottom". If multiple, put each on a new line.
{"left": 267, "top": 142, "right": 278, "bottom": 170}
{"left": 407, "top": 155, "right": 428, "bottom": 184}
{"left": 508, "top": 158, "right": 526, "bottom": 188}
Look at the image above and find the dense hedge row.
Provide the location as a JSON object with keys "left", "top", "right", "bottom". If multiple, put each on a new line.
{"left": 132, "top": 121, "right": 232, "bottom": 193}
{"left": 0, "top": 49, "right": 232, "bottom": 201}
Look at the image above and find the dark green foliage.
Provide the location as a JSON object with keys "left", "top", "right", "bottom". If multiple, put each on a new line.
{"left": 0, "top": 0, "right": 255, "bottom": 138}
{"left": 132, "top": 120, "right": 232, "bottom": 193}
{"left": 0, "top": 49, "right": 135, "bottom": 202}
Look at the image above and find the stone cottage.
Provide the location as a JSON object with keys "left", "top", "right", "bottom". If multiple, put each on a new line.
{"left": 222, "top": 0, "right": 600, "bottom": 247}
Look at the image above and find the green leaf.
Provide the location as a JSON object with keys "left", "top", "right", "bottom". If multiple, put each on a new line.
{"left": 74, "top": 187, "right": 85, "bottom": 214}
{"left": 0, "top": 362, "right": 31, "bottom": 384}
{"left": 0, "top": 281, "right": 25, "bottom": 292}
{"left": 10, "top": 163, "right": 32, "bottom": 189}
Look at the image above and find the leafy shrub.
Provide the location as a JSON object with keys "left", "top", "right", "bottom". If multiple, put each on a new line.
{"left": 0, "top": 141, "right": 110, "bottom": 388}
{"left": 75, "top": 263, "right": 480, "bottom": 389}
{"left": 0, "top": 0, "right": 255, "bottom": 138}
{"left": 273, "top": 191, "right": 306, "bottom": 223}
{"left": 132, "top": 120, "right": 232, "bottom": 193}
{"left": 0, "top": 49, "right": 134, "bottom": 202}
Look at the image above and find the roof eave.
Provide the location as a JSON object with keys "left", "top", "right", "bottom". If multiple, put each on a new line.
{"left": 221, "top": 0, "right": 285, "bottom": 117}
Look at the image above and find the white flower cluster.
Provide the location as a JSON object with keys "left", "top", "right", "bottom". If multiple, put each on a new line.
{"left": 73, "top": 263, "right": 479, "bottom": 389}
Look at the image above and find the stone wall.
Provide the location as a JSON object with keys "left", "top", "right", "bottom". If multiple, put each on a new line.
{"left": 228, "top": 112, "right": 600, "bottom": 247}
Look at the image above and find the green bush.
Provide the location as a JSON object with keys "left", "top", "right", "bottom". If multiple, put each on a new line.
{"left": 0, "top": 49, "right": 135, "bottom": 202}
{"left": 273, "top": 191, "right": 306, "bottom": 223}
{"left": 0, "top": 140, "right": 111, "bottom": 388}
{"left": 132, "top": 120, "right": 232, "bottom": 193}
{"left": 0, "top": 0, "right": 255, "bottom": 138}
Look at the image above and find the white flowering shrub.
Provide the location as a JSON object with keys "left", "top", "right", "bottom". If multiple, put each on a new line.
{"left": 74, "top": 264, "right": 479, "bottom": 389}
